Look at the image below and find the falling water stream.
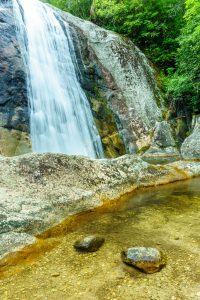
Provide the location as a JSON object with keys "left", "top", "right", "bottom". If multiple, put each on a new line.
{"left": 13, "top": 0, "right": 104, "bottom": 158}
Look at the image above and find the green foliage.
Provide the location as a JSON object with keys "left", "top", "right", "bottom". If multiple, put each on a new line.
{"left": 92, "top": 0, "right": 200, "bottom": 113}
{"left": 93, "top": 0, "right": 185, "bottom": 68}
{"left": 167, "top": 0, "right": 200, "bottom": 113}
{"left": 47, "top": 0, "right": 92, "bottom": 19}
{"left": 47, "top": 0, "right": 199, "bottom": 113}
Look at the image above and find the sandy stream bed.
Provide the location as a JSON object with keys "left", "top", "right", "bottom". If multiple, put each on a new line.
{"left": 1, "top": 177, "right": 200, "bottom": 300}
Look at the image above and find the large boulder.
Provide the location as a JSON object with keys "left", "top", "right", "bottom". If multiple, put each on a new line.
{"left": 181, "top": 115, "right": 200, "bottom": 160}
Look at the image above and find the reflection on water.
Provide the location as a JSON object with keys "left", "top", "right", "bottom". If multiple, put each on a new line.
{"left": 123, "top": 177, "right": 200, "bottom": 210}
{"left": 141, "top": 156, "right": 181, "bottom": 165}
{"left": 79, "top": 178, "right": 200, "bottom": 241}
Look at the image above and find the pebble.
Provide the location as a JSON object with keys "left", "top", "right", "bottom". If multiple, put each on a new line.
{"left": 74, "top": 235, "right": 105, "bottom": 252}
{"left": 51, "top": 273, "right": 60, "bottom": 277}
{"left": 122, "top": 247, "right": 165, "bottom": 274}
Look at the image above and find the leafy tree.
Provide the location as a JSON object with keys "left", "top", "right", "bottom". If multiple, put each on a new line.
{"left": 46, "top": 0, "right": 185, "bottom": 69}
{"left": 47, "top": 0, "right": 92, "bottom": 19}
{"left": 167, "top": 0, "right": 200, "bottom": 113}
{"left": 93, "top": 0, "right": 185, "bottom": 69}
{"left": 47, "top": 0, "right": 199, "bottom": 114}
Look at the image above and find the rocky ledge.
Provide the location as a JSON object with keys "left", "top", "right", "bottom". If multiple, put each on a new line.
{"left": 0, "top": 153, "right": 200, "bottom": 261}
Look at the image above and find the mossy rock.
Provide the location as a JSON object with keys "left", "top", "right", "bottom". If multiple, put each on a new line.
{"left": 0, "top": 127, "right": 31, "bottom": 156}
{"left": 175, "top": 118, "right": 189, "bottom": 144}
{"left": 102, "top": 132, "right": 125, "bottom": 158}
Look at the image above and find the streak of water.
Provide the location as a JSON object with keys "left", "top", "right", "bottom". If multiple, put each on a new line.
{"left": 13, "top": 0, "right": 104, "bottom": 158}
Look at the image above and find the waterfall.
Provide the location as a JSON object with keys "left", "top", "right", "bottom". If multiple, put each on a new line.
{"left": 13, "top": 0, "right": 104, "bottom": 158}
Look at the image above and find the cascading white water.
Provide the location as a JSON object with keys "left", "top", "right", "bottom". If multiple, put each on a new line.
{"left": 13, "top": 0, "right": 104, "bottom": 158}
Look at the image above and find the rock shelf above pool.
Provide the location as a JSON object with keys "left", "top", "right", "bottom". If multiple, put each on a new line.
{"left": 0, "top": 153, "right": 200, "bottom": 261}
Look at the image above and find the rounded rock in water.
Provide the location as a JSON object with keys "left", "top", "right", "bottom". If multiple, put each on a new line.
{"left": 121, "top": 247, "right": 165, "bottom": 274}
{"left": 74, "top": 235, "right": 105, "bottom": 252}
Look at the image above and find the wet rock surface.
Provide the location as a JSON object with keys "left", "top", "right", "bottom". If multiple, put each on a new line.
{"left": 70, "top": 27, "right": 126, "bottom": 158}
{"left": 0, "top": 232, "right": 37, "bottom": 260}
{"left": 0, "top": 2, "right": 29, "bottom": 156}
{"left": 52, "top": 6, "right": 164, "bottom": 153}
{"left": 122, "top": 247, "right": 165, "bottom": 274}
{"left": 74, "top": 235, "right": 105, "bottom": 252}
{"left": 0, "top": 3, "right": 28, "bottom": 132}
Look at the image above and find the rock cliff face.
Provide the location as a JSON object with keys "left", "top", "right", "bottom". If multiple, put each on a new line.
{"left": 181, "top": 115, "right": 200, "bottom": 160}
{"left": 0, "top": 1, "right": 166, "bottom": 157}
{"left": 0, "top": 1, "right": 31, "bottom": 156}
{"left": 58, "top": 9, "right": 163, "bottom": 154}
{"left": 3, "top": 1, "right": 198, "bottom": 159}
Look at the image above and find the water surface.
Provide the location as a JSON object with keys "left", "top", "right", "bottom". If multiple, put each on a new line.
{"left": 1, "top": 178, "right": 200, "bottom": 300}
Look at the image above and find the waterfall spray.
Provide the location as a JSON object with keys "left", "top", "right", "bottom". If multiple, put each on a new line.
{"left": 13, "top": 0, "right": 104, "bottom": 158}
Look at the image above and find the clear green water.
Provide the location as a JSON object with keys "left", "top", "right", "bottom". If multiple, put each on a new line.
{"left": 1, "top": 178, "right": 200, "bottom": 300}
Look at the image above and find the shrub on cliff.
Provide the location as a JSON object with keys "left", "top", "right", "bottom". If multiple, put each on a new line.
{"left": 167, "top": 0, "right": 200, "bottom": 113}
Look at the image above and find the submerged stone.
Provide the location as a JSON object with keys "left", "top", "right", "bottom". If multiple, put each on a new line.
{"left": 51, "top": 273, "right": 60, "bottom": 277}
{"left": 74, "top": 235, "right": 105, "bottom": 253}
{"left": 121, "top": 247, "right": 165, "bottom": 274}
